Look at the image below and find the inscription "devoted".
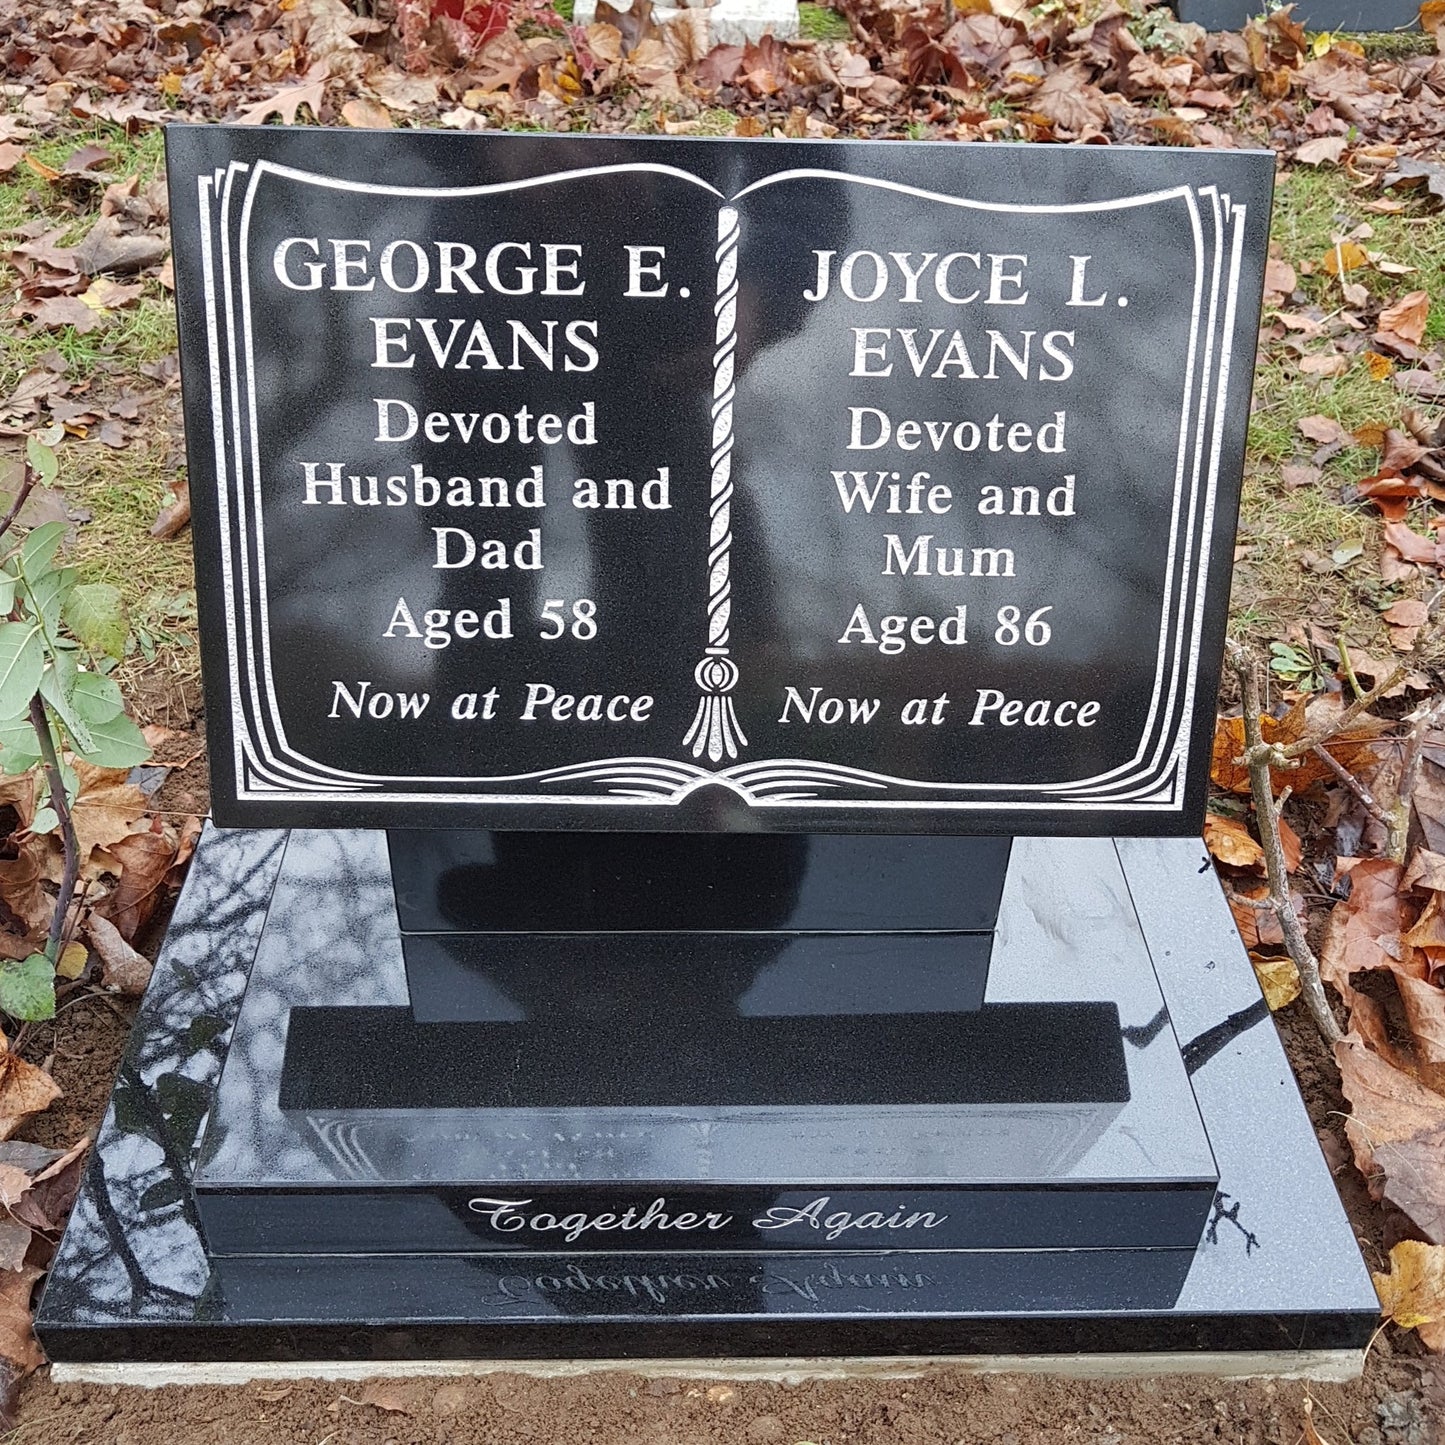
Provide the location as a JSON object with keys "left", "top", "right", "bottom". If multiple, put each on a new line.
{"left": 466, "top": 1195, "right": 949, "bottom": 1244}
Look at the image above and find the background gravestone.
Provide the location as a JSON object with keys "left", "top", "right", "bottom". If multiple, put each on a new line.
{"left": 1174, "top": 1, "right": 1420, "bottom": 29}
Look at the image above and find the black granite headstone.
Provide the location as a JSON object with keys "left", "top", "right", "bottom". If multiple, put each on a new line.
{"left": 170, "top": 129, "right": 1269, "bottom": 836}
{"left": 36, "top": 131, "right": 1380, "bottom": 1368}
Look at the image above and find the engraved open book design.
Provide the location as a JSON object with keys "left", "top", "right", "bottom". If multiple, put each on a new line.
{"left": 187, "top": 145, "right": 1254, "bottom": 825}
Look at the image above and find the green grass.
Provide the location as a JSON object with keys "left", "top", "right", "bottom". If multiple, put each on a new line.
{"left": 1233, "top": 163, "right": 1445, "bottom": 660}
{"left": 798, "top": 3, "right": 851, "bottom": 42}
{"left": 0, "top": 124, "right": 173, "bottom": 395}
{"left": 0, "top": 122, "right": 194, "bottom": 698}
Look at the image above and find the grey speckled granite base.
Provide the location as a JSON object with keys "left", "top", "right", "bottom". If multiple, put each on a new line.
{"left": 36, "top": 829, "right": 1378, "bottom": 1363}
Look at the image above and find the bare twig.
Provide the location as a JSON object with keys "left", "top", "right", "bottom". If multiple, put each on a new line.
{"left": 1338, "top": 639, "right": 1365, "bottom": 702}
{"left": 1311, "top": 743, "right": 1391, "bottom": 830}
{"left": 1395, "top": 696, "right": 1445, "bottom": 862}
{"left": 0, "top": 461, "right": 36, "bottom": 547}
{"left": 1228, "top": 641, "right": 1342, "bottom": 1044}
{"left": 1278, "top": 660, "right": 1407, "bottom": 760}
{"left": 29, "top": 694, "right": 78, "bottom": 970}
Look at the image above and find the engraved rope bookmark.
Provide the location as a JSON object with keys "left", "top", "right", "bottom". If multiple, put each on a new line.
{"left": 684, "top": 205, "right": 748, "bottom": 764}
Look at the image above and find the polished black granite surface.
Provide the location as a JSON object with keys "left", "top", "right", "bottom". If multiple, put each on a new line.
{"left": 36, "top": 828, "right": 1379, "bottom": 1360}
{"left": 194, "top": 831, "right": 1212, "bottom": 1260}
{"left": 172, "top": 129, "right": 1270, "bottom": 836}
{"left": 400, "top": 930, "right": 998, "bottom": 1024}
{"left": 388, "top": 833, "right": 1014, "bottom": 933}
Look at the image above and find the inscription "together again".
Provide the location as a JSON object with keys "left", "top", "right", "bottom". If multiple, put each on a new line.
{"left": 466, "top": 1195, "right": 949, "bottom": 1245}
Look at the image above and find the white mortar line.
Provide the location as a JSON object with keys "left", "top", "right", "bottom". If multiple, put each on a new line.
{"left": 50, "top": 1350, "right": 1365, "bottom": 1390}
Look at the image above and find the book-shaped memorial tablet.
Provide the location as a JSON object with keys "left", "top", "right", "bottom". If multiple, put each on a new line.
{"left": 176, "top": 130, "right": 1265, "bottom": 835}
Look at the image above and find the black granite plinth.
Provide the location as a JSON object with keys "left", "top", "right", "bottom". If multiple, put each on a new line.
{"left": 1174, "top": 1, "right": 1418, "bottom": 28}
{"left": 399, "top": 930, "right": 997, "bottom": 1025}
{"left": 36, "top": 829, "right": 1379, "bottom": 1362}
{"left": 388, "top": 833, "right": 1014, "bottom": 933}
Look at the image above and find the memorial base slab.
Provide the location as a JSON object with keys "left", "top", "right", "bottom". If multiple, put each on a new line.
{"left": 36, "top": 829, "right": 1378, "bottom": 1364}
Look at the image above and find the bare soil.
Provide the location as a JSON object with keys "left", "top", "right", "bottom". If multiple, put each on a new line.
{"left": 6, "top": 992, "right": 1442, "bottom": 1445}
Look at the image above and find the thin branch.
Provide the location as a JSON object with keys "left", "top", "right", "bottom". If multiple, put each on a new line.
{"left": 29, "top": 694, "right": 77, "bottom": 968}
{"left": 1278, "top": 661, "right": 1408, "bottom": 759}
{"left": 1338, "top": 640, "right": 1365, "bottom": 702}
{"left": 1229, "top": 641, "right": 1343, "bottom": 1045}
{"left": 0, "top": 462, "right": 36, "bottom": 547}
{"left": 1311, "top": 743, "right": 1391, "bottom": 829}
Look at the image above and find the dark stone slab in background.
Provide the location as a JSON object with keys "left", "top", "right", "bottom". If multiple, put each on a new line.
{"left": 1173, "top": 1, "right": 1419, "bottom": 27}
{"left": 35, "top": 828, "right": 1378, "bottom": 1363}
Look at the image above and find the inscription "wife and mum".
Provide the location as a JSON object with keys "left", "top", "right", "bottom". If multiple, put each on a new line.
{"left": 466, "top": 1195, "right": 947, "bottom": 1244}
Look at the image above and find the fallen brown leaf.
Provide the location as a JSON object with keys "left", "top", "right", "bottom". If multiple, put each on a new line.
{"left": 25, "top": 297, "right": 102, "bottom": 336}
{"left": 1252, "top": 953, "right": 1302, "bottom": 1011}
{"left": 1337, "top": 1034, "right": 1445, "bottom": 1244}
{"left": 0, "top": 838, "right": 54, "bottom": 936}
{"left": 67, "top": 763, "right": 149, "bottom": 863}
{"left": 1373, "top": 1239, "right": 1445, "bottom": 1352}
{"left": 1297, "top": 414, "right": 1351, "bottom": 448}
{"left": 0, "top": 1258, "right": 45, "bottom": 1426}
{"left": 237, "top": 74, "right": 329, "bottom": 126}
{"left": 1405, "top": 850, "right": 1445, "bottom": 893}
{"left": 1204, "top": 812, "right": 1264, "bottom": 871}
{"left": 150, "top": 476, "right": 190, "bottom": 540}
{"left": 0, "top": 1039, "right": 59, "bottom": 1142}
{"left": 1295, "top": 135, "right": 1347, "bottom": 166}
{"left": 1383, "top": 520, "right": 1437, "bottom": 566}
{"left": 1378, "top": 291, "right": 1432, "bottom": 348}
{"left": 1263, "top": 256, "right": 1297, "bottom": 302}
{"left": 69, "top": 215, "right": 168, "bottom": 277}
{"left": 341, "top": 98, "right": 393, "bottom": 128}
{"left": 84, "top": 914, "right": 152, "bottom": 996}
{"left": 96, "top": 827, "right": 176, "bottom": 942}
{"left": 1320, "top": 858, "right": 1408, "bottom": 996}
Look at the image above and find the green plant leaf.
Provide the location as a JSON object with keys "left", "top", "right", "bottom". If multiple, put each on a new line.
{"left": 0, "top": 570, "right": 16, "bottom": 617}
{"left": 0, "top": 715, "right": 40, "bottom": 774}
{"left": 63, "top": 582, "right": 128, "bottom": 662}
{"left": 0, "top": 622, "right": 42, "bottom": 721}
{"left": 0, "top": 953, "right": 55, "bottom": 1022}
{"left": 70, "top": 671, "right": 124, "bottom": 725}
{"left": 73, "top": 710, "right": 149, "bottom": 770}
{"left": 39, "top": 667, "right": 94, "bottom": 755}
{"left": 19, "top": 521, "right": 66, "bottom": 578}
{"left": 24, "top": 565, "right": 74, "bottom": 638}
{"left": 29, "top": 806, "right": 57, "bottom": 835}
{"left": 24, "top": 437, "right": 57, "bottom": 490}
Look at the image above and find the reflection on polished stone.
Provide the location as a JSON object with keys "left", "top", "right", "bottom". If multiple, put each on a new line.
{"left": 389, "top": 832, "right": 1013, "bottom": 933}
{"left": 35, "top": 830, "right": 1380, "bottom": 1363}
